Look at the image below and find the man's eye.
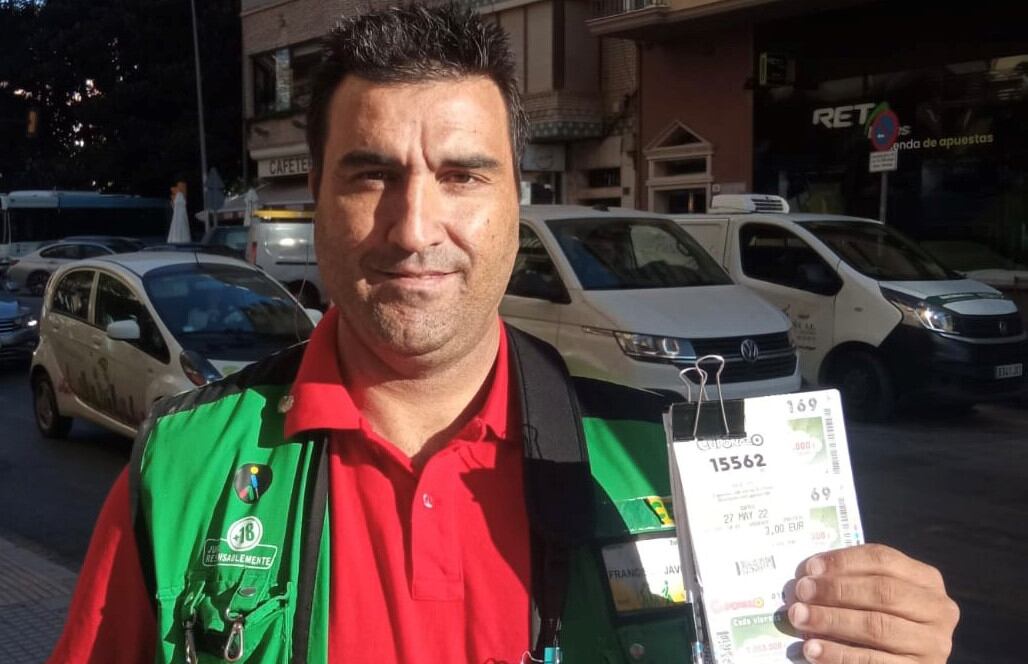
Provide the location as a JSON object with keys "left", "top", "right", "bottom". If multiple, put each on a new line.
{"left": 359, "top": 170, "right": 389, "bottom": 181}
{"left": 442, "top": 172, "right": 475, "bottom": 184}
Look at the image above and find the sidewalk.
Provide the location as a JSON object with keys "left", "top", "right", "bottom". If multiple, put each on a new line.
{"left": 0, "top": 536, "right": 77, "bottom": 663}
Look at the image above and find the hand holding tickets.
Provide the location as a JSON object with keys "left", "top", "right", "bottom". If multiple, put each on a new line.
{"left": 667, "top": 388, "right": 958, "bottom": 664}
{"left": 788, "top": 545, "right": 958, "bottom": 664}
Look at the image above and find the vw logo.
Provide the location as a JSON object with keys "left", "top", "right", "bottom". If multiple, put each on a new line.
{"left": 740, "top": 339, "right": 760, "bottom": 363}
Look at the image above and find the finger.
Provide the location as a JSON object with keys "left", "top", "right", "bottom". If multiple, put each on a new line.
{"left": 788, "top": 602, "right": 943, "bottom": 655}
{"left": 800, "top": 639, "right": 920, "bottom": 664}
{"left": 798, "top": 544, "right": 946, "bottom": 591}
{"left": 792, "top": 574, "right": 954, "bottom": 624}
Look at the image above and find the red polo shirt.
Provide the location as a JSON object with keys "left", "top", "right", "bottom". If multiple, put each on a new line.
{"left": 48, "top": 310, "right": 530, "bottom": 664}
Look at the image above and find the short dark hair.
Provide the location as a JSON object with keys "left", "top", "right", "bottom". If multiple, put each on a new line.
{"left": 306, "top": 3, "right": 527, "bottom": 185}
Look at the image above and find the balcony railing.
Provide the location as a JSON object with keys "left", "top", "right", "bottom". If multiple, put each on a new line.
{"left": 591, "top": 0, "right": 667, "bottom": 20}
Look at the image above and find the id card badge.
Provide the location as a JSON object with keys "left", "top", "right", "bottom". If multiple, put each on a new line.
{"left": 665, "top": 357, "right": 864, "bottom": 664}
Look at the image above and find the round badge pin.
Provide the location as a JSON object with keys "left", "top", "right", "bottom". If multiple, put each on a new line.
{"left": 233, "top": 464, "right": 273, "bottom": 504}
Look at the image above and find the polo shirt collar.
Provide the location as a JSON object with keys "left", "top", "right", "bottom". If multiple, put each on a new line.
{"left": 283, "top": 308, "right": 511, "bottom": 442}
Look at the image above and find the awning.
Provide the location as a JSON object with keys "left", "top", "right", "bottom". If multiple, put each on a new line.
{"left": 199, "top": 182, "right": 314, "bottom": 224}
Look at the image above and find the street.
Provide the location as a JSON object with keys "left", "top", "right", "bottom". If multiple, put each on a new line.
{"left": 0, "top": 356, "right": 1024, "bottom": 662}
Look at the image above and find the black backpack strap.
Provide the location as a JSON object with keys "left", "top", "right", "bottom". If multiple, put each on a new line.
{"left": 292, "top": 432, "right": 329, "bottom": 664}
{"left": 506, "top": 327, "right": 592, "bottom": 659}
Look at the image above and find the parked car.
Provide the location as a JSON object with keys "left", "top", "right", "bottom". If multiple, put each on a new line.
{"left": 0, "top": 296, "right": 39, "bottom": 363}
{"left": 674, "top": 194, "right": 1027, "bottom": 419}
{"left": 501, "top": 205, "right": 800, "bottom": 402}
{"left": 244, "top": 210, "right": 324, "bottom": 309}
{"left": 62, "top": 235, "right": 148, "bottom": 251}
{"left": 5, "top": 240, "right": 136, "bottom": 295}
{"left": 201, "top": 225, "right": 249, "bottom": 259}
{"left": 921, "top": 240, "right": 1028, "bottom": 330}
{"left": 142, "top": 242, "right": 241, "bottom": 258}
{"left": 31, "top": 252, "right": 322, "bottom": 439}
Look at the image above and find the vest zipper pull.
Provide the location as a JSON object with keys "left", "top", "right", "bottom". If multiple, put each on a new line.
{"left": 182, "top": 613, "right": 198, "bottom": 664}
{"left": 223, "top": 612, "right": 246, "bottom": 662}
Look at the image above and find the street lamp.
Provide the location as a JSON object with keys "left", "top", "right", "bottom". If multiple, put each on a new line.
{"left": 189, "top": 0, "right": 210, "bottom": 233}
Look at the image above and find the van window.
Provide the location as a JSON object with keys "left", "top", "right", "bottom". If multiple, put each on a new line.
{"left": 740, "top": 224, "right": 841, "bottom": 295}
{"left": 800, "top": 220, "right": 954, "bottom": 281}
{"left": 547, "top": 217, "right": 731, "bottom": 290}
{"left": 508, "top": 225, "right": 567, "bottom": 301}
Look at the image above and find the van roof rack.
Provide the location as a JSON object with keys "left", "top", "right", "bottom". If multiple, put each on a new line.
{"left": 709, "top": 194, "right": 789, "bottom": 214}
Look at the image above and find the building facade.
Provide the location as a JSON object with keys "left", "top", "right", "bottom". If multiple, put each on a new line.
{"left": 240, "top": 0, "right": 642, "bottom": 208}
{"left": 589, "top": 0, "right": 1028, "bottom": 270}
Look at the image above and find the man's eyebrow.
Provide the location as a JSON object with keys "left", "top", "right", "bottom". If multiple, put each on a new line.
{"left": 441, "top": 154, "right": 502, "bottom": 171}
{"left": 337, "top": 150, "right": 402, "bottom": 169}
{"left": 336, "top": 150, "right": 503, "bottom": 172}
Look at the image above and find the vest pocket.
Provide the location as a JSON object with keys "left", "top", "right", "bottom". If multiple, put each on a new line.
{"left": 157, "top": 573, "right": 296, "bottom": 663}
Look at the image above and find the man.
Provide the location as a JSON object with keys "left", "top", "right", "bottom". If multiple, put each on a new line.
{"left": 49, "top": 4, "right": 958, "bottom": 663}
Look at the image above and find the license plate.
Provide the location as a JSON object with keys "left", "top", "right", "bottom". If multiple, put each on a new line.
{"left": 995, "top": 363, "right": 1023, "bottom": 379}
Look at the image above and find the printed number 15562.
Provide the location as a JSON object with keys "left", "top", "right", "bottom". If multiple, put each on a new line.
{"left": 709, "top": 454, "right": 767, "bottom": 473}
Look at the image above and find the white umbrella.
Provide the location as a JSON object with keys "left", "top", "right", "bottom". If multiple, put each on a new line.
{"left": 167, "top": 192, "right": 191, "bottom": 243}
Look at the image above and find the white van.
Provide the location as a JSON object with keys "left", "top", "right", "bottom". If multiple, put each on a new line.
{"left": 675, "top": 194, "right": 1027, "bottom": 419}
{"left": 500, "top": 205, "right": 800, "bottom": 402}
{"left": 244, "top": 209, "right": 325, "bottom": 308}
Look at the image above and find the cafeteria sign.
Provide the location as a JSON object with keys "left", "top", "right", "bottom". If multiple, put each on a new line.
{"left": 259, "top": 155, "right": 311, "bottom": 178}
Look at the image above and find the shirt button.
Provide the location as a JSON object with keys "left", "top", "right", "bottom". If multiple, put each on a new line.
{"left": 422, "top": 493, "right": 434, "bottom": 509}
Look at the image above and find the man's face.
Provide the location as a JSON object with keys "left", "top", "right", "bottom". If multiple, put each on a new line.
{"left": 311, "top": 75, "right": 520, "bottom": 361}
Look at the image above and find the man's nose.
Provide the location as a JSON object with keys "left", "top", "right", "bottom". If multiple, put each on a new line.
{"left": 385, "top": 175, "right": 446, "bottom": 254}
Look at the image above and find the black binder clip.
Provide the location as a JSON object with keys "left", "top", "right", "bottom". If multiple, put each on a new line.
{"left": 670, "top": 355, "right": 747, "bottom": 442}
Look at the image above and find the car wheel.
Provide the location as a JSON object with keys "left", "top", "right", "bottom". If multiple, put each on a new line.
{"left": 288, "top": 281, "right": 321, "bottom": 310}
{"left": 26, "top": 271, "right": 50, "bottom": 296}
{"left": 830, "top": 350, "right": 896, "bottom": 422}
{"left": 33, "top": 372, "right": 72, "bottom": 438}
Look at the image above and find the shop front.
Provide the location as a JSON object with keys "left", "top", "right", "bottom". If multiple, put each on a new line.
{"left": 753, "top": 4, "right": 1028, "bottom": 280}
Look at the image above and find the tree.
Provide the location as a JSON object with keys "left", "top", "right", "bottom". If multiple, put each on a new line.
{"left": 0, "top": 0, "right": 242, "bottom": 208}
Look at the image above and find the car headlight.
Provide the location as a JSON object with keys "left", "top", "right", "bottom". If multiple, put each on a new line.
{"left": 914, "top": 303, "right": 955, "bottom": 333}
{"left": 605, "top": 330, "right": 696, "bottom": 362}
{"left": 179, "top": 350, "right": 222, "bottom": 387}
{"left": 15, "top": 314, "right": 38, "bottom": 328}
{"left": 882, "top": 287, "right": 957, "bottom": 335}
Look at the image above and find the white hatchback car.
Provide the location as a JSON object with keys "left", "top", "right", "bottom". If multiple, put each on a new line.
{"left": 31, "top": 252, "right": 321, "bottom": 439}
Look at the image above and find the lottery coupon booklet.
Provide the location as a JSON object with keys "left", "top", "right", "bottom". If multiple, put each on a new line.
{"left": 666, "top": 389, "right": 864, "bottom": 664}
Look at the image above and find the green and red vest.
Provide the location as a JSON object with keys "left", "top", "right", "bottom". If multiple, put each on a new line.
{"left": 130, "top": 329, "right": 695, "bottom": 663}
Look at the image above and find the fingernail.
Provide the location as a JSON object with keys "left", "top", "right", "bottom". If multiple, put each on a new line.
{"left": 804, "top": 639, "right": 823, "bottom": 660}
{"left": 807, "top": 555, "right": 826, "bottom": 576}
{"left": 790, "top": 602, "right": 809, "bottom": 627}
{"left": 796, "top": 577, "right": 816, "bottom": 601}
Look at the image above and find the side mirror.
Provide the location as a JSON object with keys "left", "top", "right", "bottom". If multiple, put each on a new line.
{"left": 106, "top": 319, "right": 141, "bottom": 341}
{"left": 304, "top": 308, "right": 323, "bottom": 325}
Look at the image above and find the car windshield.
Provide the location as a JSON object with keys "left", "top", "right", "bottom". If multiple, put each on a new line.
{"left": 143, "top": 263, "right": 314, "bottom": 354}
{"left": 800, "top": 220, "right": 955, "bottom": 281}
{"left": 545, "top": 217, "right": 731, "bottom": 290}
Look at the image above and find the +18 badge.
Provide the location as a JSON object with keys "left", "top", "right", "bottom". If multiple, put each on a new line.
{"left": 234, "top": 464, "right": 273, "bottom": 504}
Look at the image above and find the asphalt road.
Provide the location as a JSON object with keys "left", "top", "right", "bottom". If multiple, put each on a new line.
{"left": 0, "top": 350, "right": 1024, "bottom": 662}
